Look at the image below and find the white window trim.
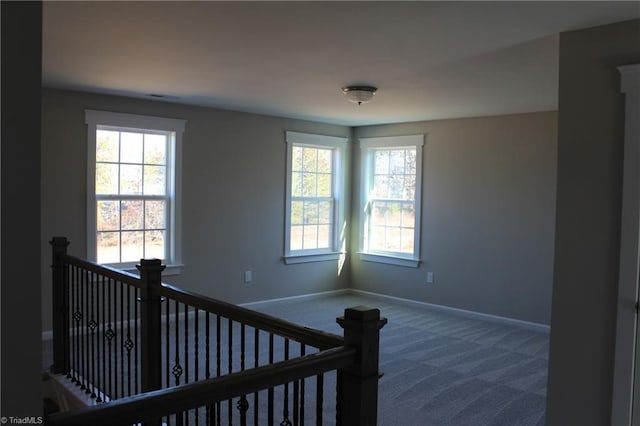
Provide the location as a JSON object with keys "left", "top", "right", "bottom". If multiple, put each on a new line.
{"left": 358, "top": 134, "right": 424, "bottom": 268}
{"left": 283, "top": 131, "right": 348, "bottom": 264}
{"left": 85, "top": 110, "right": 186, "bottom": 275}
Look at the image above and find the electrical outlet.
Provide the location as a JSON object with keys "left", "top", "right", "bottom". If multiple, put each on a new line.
{"left": 244, "top": 270, "right": 253, "bottom": 283}
{"left": 426, "top": 271, "right": 434, "bottom": 284}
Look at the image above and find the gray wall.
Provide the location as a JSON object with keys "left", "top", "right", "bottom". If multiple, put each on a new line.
{"left": 350, "top": 112, "right": 558, "bottom": 325}
{"left": 2, "top": 1, "right": 43, "bottom": 416}
{"left": 41, "top": 89, "right": 351, "bottom": 331}
{"left": 546, "top": 19, "right": 640, "bottom": 426}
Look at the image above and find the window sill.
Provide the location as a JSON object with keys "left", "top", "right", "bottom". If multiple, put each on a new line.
{"left": 358, "top": 253, "right": 420, "bottom": 268}
{"left": 119, "top": 263, "right": 184, "bottom": 277}
{"left": 283, "top": 252, "right": 344, "bottom": 265}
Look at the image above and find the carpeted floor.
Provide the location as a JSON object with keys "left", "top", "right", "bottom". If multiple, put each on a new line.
{"left": 248, "top": 291, "right": 549, "bottom": 426}
{"left": 43, "top": 291, "right": 549, "bottom": 425}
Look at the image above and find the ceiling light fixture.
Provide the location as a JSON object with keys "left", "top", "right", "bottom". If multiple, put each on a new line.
{"left": 341, "top": 86, "right": 377, "bottom": 105}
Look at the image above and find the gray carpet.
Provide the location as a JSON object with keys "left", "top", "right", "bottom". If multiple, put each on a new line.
{"left": 249, "top": 292, "right": 549, "bottom": 426}
{"left": 43, "top": 292, "right": 549, "bottom": 425}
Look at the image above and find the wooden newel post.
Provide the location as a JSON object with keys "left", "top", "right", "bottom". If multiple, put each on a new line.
{"left": 137, "top": 258, "right": 165, "bottom": 395}
{"left": 50, "top": 236, "right": 70, "bottom": 374}
{"left": 337, "top": 306, "right": 387, "bottom": 426}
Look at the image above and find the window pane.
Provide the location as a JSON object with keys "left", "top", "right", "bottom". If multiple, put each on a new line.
{"left": 97, "top": 200, "right": 119, "bottom": 231}
{"left": 291, "top": 146, "right": 303, "bottom": 171}
{"left": 317, "top": 149, "right": 332, "bottom": 173}
{"left": 317, "top": 225, "right": 330, "bottom": 248}
{"left": 371, "top": 203, "right": 386, "bottom": 226}
{"left": 145, "top": 230, "right": 165, "bottom": 259}
{"left": 290, "top": 225, "right": 303, "bottom": 250}
{"left": 120, "top": 165, "right": 142, "bottom": 195}
{"left": 121, "top": 200, "right": 143, "bottom": 230}
{"left": 386, "top": 227, "right": 401, "bottom": 251}
{"left": 97, "top": 232, "right": 120, "bottom": 264}
{"left": 303, "top": 201, "right": 319, "bottom": 224}
{"left": 404, "top": 175, "right": 416, "bottom": 200}
{"left": 375, "top": 151, "right": 389, "bottom": 174}
{"left": 121, "top": 231, "right": 144, "bottom": 262}
{"left": 96, "top": 163, "right": 118, "bottom": 194}
{"left": 291, "top": 172, "right": 303, "bottom": 197}
{"left": 96, "top": 130, "right": 119, "bottom": 162}
{"left": 370, "top": 226, "right": 385, "bottom": 250}
{"left": 144, "top": 165, "right": 166, "bottom": 195}
{"left": 387, "top": 202, "right": 402, "bottom": 226}
{"left": 144, "top": 134, "right": 166, "bottom": 165}
{"left": 303, "top": 225, "right": 318, "bottom": 249}
{"left": 317, "top": 173, "right": 331, "bottom": 197}
{"left": 402, "top": 204, "right": 415, "bottom": 227}
{"left": 390, "top": 150, "right": 405, "bottom": 173}
{"left": 318, "top": 201, "right": 331, "bottom": 224}
{"left": 406, "top": 149, "right": 417, "bottom": 174}
{"left": 145, "top": 200, "right": 166, "bottom": 229}
{"left": 291, "top": 201, "right": 303, "bottom": 225}
{"left": 389, "top": 176, "right": 405, "bottom": 199}
{"left": 373, "top": 176, "right": 388, "bottom": 198}
{"left": 302, "top": 148, "right": 317, "bottom": 172}
{"left": 401, "top": 229, "right": 414, "bottom": 253}
{"left": 120, "top": 132, "right": 143, "bottom": 164}
{"left": 302, "top": 173, "right": 317, "bottom": 197}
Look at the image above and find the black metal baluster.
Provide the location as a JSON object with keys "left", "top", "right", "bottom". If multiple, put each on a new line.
{"left": 205, "top": 312, "right": 211, "bottom": 426}
{"left": 63, "top": 263, "right": 70, "bottom": 378}
{"left": 281, "top": 338, "right": 291, "bottom": 426}
{"left": 126, "top": 284, "right": 133, "bottom": 397}
{"left": 70, "top": 265, "right": 78, "bottom": 383}
{"left": 173, "top": 301, "right": 183, "bottom": 426}
{"left": 228, "top": 318, "right": 233, "bottom": 426}
{"left": 107, "top": 277, "right": 114, "bottom": 401}
{"left": 90, "top": 272, "right": 97, "bottom": 399}
{"left": 335, "top": 370, "right": 344, "bottom": 426}
{"left": 195, "top": 308, "right": 199, "bottom": 426}
{"left": 97, "top": 274, "right": 105, "bottom": 403}
{"left": 120, "top": 280, "right": 125, "bottom": 399}
{"left": 184, "top": 304, "right": 190, "bottom": 426}
{"left": 300, "top": 344, "right": 305, "bottom": 426}
{"left": 134, "top": 287, "right": 139, "bottom": 395}
{"left": 95, "top": 274, "right": 103, "bottom": 402}
{"left": 268, "top": 333, "right": 274, "bottom": 426}
{"left": 216, "top": 315, "right": 221, "bottom": 426}
{"left": 293, "top": 375, "right": 299, "bottom": 426}
{"left": 165, "top": 294, "right": 170, "bottom": 389}
{"left": 237, "top": 324, "right": 248, "bottom": 426}
{"left": 82, "top": 269, "right": 88, "bottom": 393}
{"left": 254, "top": 328, "right": 259, "bottom": 426}
{"left": 315, "top": 374, "right": 323, "bottom": 426}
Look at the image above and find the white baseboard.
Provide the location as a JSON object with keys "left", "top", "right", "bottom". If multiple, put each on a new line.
{"left": 347, "top": 289, "right": 551, "bottom": 333}
{"left": 42, "top": 287, "right": 549, "bottom": 340}
{"left": 239, "top": 289, "right": 350, "bottom": 308}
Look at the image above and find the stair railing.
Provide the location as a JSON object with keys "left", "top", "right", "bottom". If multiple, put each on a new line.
{"left": 47, "top": 237, "right": 386, "bottom": 425}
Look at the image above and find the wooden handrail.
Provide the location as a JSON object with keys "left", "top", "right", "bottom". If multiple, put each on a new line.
{"left": 46, "top": 346, "right": 356, "bottom": 426}
{"left": 61, "top": 254, "right": 142, "bottom": 287}
{"left": 160, "top": 283, "right": 344, "bottom": 350}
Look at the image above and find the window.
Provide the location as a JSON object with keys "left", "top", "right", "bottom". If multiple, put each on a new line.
{"left": 359, "top": 134, "right": 424, "bottom": 267}
{"left": 85, "top": 110, "right": 186, "bottom": 274}
{"left": 284, "top": 131, "right": 347, "bottom": 264}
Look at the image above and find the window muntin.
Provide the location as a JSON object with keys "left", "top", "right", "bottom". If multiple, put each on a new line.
{"left": 284, "top": 131, "right": 347, "bottom": 263}
{"left": 86, "top": 110, "right": 185, "bottom": 272}
{"left": 95, "top": 128, "right": 170, "bottom": 264}
{"left": 360, "top": 135, "right": 423, "bottom": 266}
{"left": 290, "top": 145, "right": 334, "bottom": 251}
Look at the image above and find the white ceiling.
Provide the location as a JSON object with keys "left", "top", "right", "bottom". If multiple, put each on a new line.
{"left": 42, "top": 1, "right": 640, "bottom": 126}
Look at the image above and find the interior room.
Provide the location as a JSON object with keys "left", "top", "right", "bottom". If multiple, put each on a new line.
{"left": 2, "top": 1, "right": 640, "bottom": 425}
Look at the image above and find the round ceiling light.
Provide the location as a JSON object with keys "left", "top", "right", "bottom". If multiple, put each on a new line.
{"left": 341, "top": 86, "right": 377, "bottom": 105}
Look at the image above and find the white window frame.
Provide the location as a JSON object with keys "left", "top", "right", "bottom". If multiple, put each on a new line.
{"left": 359, "top": 134, "right": 424, "bottom": 268}
{"left": 85, "top": 110, "right": 186, "bottom": 275}
{"left": 283, "top": 131, "right": 348, "bottom": 264}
